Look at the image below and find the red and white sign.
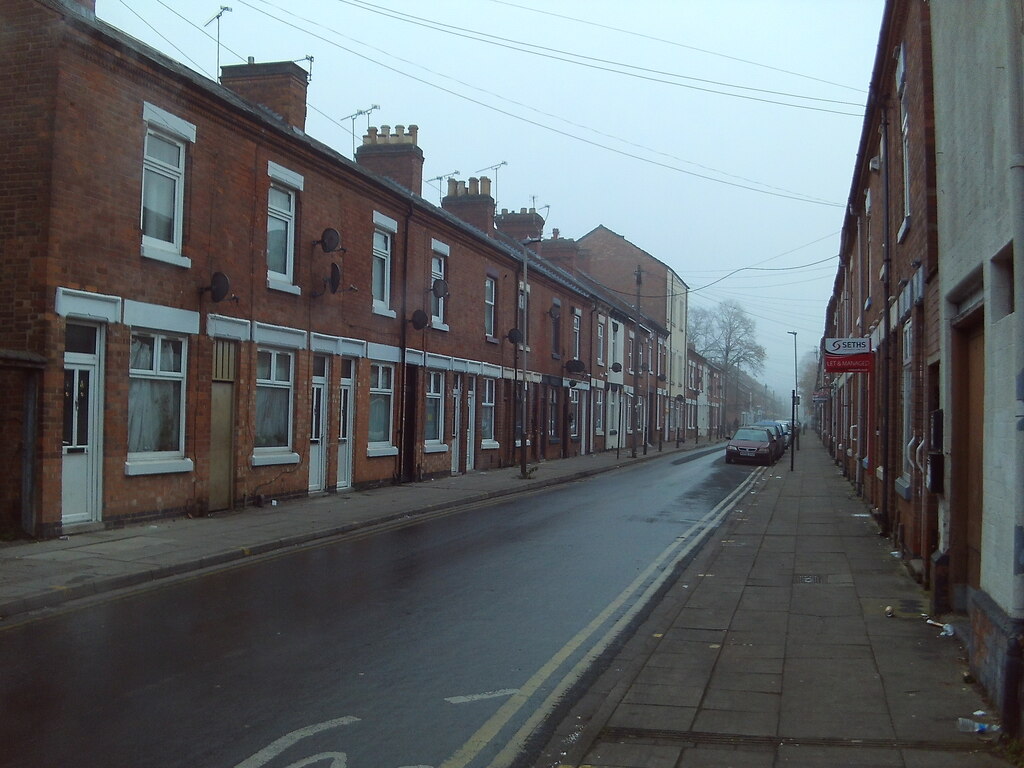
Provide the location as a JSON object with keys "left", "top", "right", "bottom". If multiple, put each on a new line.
{"left": 824, "top": 337, "right": 873, "bottom": 373}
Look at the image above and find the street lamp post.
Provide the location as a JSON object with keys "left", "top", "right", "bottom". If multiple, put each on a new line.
{"left": 788, "top": 331, "right": 798, "bottom": 471}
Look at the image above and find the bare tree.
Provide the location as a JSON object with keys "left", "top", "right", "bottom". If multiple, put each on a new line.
{"left": 689, "top": 300, "right": 766, "bottom": 427}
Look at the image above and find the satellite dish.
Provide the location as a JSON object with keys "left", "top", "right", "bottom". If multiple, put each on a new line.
{"left": 315, "top": 228, "right": 343, "bottom": 253}
{"left": 410, "top": 309, "right": 429, "bottom": 330}
{"left": 201, "top": 272, "right": 230, "bottom": 302}
{"left": 611, "top": 362, "right": 623, "bottom": 373}
{"left": 328, "top": 262, "right": 341, "bottom": 294}
{"left": 431, "top": 278, "right": 450, "bottom": 299}
{"left": 565, "top": 359, "right": 586, "bottom": 374}
{"left": 506, "top": 328, "right": 523, "bottom": 344}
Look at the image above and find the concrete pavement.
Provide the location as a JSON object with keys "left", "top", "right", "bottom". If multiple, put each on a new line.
{"left": 534, "top": 441, "right": 1013, "bottom": 768}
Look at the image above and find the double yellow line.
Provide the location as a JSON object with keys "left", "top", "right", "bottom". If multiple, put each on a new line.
{"left": 441, "top": 465, "right": 766, "bottom": 768}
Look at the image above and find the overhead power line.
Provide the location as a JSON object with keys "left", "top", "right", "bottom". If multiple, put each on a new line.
{"left": 335, "top": 0, "right": 865, "bottom": 114}
{"left": 488, "top": 0, "right": 869, "bottom": 94}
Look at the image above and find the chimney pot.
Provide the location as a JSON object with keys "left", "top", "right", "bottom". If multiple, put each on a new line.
{"left": 380, "top": 125, "right": 391, "bottom": 137}
{"left": 480, "top": 176, "right": 492, "bottom": 196}
{"left": 553, "top": 228, "right": 560, "bottom": 239}
{"left": 468, "top": 177, "right": 480, "bottom": 195}
{"left": 457, "top": 180, "right": 468, "bottom": 195}
{"left": 447, "top": 178, "right": 459, "bottom": 196}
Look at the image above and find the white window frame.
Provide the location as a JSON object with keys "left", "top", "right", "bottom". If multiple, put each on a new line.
{"left": 253, "top": 348, "right": 297, "bottom": 464}
{"left": 368, "top": 362, "right": 398, "bottom": 456}
{"left": 572, "top": 309, "right": 581, "bottom": 360}
{"left": 596, "top": 320, "right": 605, "bottom": 366}
{"left": 265, "top": 162, "right": 304, "bottom": 294}
{"left": 594, "top": 389, "right": 604, "bottom": 434}
{"left": 140, "top": 103, "right": 195, "bottom": 268}
{"left": 430, "top": 240, "right": 449, "bottom": 330}
{"left": 547, "top": 386, "right": 559, "bottom": 438}
{"left": 484, "top": 276, "right": 497, "bottom": 339}
{"left": 126, "top": 331, "right": 192, "bottom": 475}
{"left": 372, "top": 212, "right": 398, "bottom": 317}
{"left": 569, "top": 388, "right": 579, "bottom": 438}
{"left": 425, "top": 370, "right": 447, "bottom": 450}
{"left": 481, "top": 377, "right": 498, "bottom": 448}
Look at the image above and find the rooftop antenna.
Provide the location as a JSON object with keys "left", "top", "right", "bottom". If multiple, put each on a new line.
{"left": 294, "top": 55, "right": 314, "bottom": 82}
{"left": 475, "top": 160, "right": 507, "bottom": 208}
{"left": 204, "top": 6, "right": 232, "bottom": 81}
{"left": 426, "top": 170, "right": 460, "bottom": 203}
{"left": 341, "top": 104, "right": 380, "bottom": 157}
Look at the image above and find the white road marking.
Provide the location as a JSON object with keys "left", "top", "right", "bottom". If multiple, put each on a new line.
{"left": 439, "top": 465, "right": 766, "bottom": 768}
{"left": 234, "top": 716, "right": 360, "bottom": 768}
{"left": 445, "top": 689, "right": 519, "bottom": 704}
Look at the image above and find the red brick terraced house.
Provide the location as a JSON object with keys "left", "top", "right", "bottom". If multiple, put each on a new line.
{"left": 0, "top": 0, "right": 663, "bottom": 538}
{"left": 822, "top": 0, "right": 1024, "bottom": 733}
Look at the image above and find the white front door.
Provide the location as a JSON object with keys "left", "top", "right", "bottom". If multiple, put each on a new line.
{"left": 451, "top": 374, "right": 462, "bottom": 475}
{"left": 465, "top": 376, "right": 476, "bottom": 471}
{"left": 62, "top": 324, "right": 103, "bottom": 525}
{"left": 337, "top": 360, "right": 354, "bottom": 489}
{"left": 309, "top": 355, "right": 329, "bottom": 492}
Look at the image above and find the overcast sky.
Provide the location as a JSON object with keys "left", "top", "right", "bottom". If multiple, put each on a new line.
{"left": 96, "top": 0, "right": 884, "bottom": 400}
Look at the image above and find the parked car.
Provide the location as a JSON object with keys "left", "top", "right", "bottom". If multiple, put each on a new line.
{"left": 774, "top": 420, "right": 792, "bottom": 447}
{"left": 752, "top": 420, "right": 786, "bottom": 459}
{"left": 725, "top": 426, "right": 777, "bottom": 465}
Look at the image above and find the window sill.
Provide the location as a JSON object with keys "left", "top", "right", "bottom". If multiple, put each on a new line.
{"left": 373, "top": 304, "right": 398, "bottom": 319}
{"left": 897, "top": 216, "right": 911, "bottom": 243}
{"left": 895, "top": 475, "right": 913, "bottom": 500}
{"left": 251, "top": 451, "right": 301, "bottom": 467}
{"left": 431, "top": 320, "right": 449, "bottom": 332}
{"left": 267, "top": 278, "right": 301, "bottom": 296}
{"left": 124, "top": 457, "right": 194, "bottom": 476}
{"left": 485, "top": 335, "right": 499, "bottom": 344}
{"left": 367, "top": 444, "right": 399, "bottom": 457}
{"left": 142, "top": 243, "right": 191, "bottom": 269}
{"left": 481, "top": 439, "right": 500, "bottom": 450}
{"left": 424, "top": 443, "right": 449, "bottom": 454}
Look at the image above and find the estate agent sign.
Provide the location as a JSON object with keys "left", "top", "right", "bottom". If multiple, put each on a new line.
{"left": 824, "top": 337, "right": 873, "bottom": 373}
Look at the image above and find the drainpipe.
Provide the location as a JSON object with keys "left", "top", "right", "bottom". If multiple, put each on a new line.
{"left": 880, "top": 103, "right": 894, "bottom": 539}
{"left": 396, "top": 201, "right": 413, "bottom": 483}
{"left": 1004, "top": 0, "right": 1024, "bottom": 737}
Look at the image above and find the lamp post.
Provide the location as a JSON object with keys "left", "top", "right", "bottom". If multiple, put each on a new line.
{"left": 788, "top": 331, "right": 798, "bottom": 470}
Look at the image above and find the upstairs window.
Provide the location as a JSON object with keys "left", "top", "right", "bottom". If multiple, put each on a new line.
{"left": 267, "top": 186, "right": 296, "bottom": 283}
{"left": 372, "top": 212, "right": 398, "bottom": 316}
{"left": 572, "top": 310, "right": 581, "bottom": 359}
{"left": 484, "top": 277, "right": 496, "bottom": 338}
{"left": 597, "top": 321, "right": 605, "bottom": 366}
{"left": 430, "top": 240, "right": 449, "bottom": 328}
{"left": 265, "top": 162, "right": 304, "bottom": 292}
{"left": 141, "top": 103, "right": 195, "bottom": 267}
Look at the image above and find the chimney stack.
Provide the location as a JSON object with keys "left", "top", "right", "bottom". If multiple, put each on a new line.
{"left": 220, "top": 60, "right": 309, "bottom": 131}
{"left": 355, "top": 124, "right": 424, "bottom": 195}
{"left": 494, "top": 207, "right": 545, "bottom": 244}
{"left": 441, "top": 176, "right": 495, "bottom": 235}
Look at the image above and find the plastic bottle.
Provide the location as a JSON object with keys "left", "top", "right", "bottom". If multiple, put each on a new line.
{"left": 957, "top": 717, "right": 1001, "bottom": 734}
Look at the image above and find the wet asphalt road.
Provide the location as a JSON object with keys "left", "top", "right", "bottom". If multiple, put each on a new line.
{"left": 0, "top": 451, "right": 756, "bottom": 768}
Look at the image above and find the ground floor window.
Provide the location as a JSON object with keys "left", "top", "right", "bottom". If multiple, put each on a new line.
{"left": 255, "top": 348, "right": 293, "bottom": 449}
{"left": 128, "top": 332, "right": 186, "bottom": 456}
